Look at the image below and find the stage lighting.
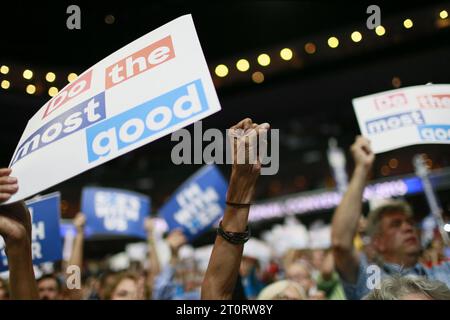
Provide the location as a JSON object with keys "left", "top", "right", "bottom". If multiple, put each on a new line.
{"left": 23, "top": 69, "right": 33, "bottom": 80}
{"left": 215, "top": 64, "right": 228, "bottom": 77}
{"left": 304, "top": 42, "right": 316, "bottom": 54}
{"left": 236, "top": 59, "right": 250, "bottom": 72}
{"left": 252, "top": 71, "right": 264, "bottom": 84}
{"left": 440, "top": 10, "right": 448, "bottom": 19}
{"left": 351, "top": 31, "right": 362, "bottom": 42}
{"left": 0, "top": 65, "right": 9, "bottom": 74}
{"left": 1, "top": 80, "right": 10, "bottom": 89}
{"left": 327, "top": 37, "right": 339, "bottom": 48}
{"left": 48, "top": 86, "right": 59, "bottom": 97}
{"left": 68, "top": 73, "right": 78, "bottom": 82}
{"left": 26, "top": 84, "right": 36, "bottom": 94}
{"left": 46, "top": 72, "right": 56, "bottom": 82}
{"left": 375, "top": 25, "right": 386, "bottom": 36}
{"left": 257, "top": 54, "right": 270, "bottom": 66}
{"left": 280, "top": 48, "right": 293, "bottom": 61}
{"left": 403, "top": 19, "right": 413, "bottom": 29}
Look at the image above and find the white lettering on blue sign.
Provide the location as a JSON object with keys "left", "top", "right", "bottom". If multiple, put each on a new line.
{"left": 94, "top": 192, "right": 141, "bottom": 232}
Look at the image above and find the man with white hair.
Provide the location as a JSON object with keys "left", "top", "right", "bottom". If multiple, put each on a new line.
{"left": 331, "top": 136, "right": 450, "bottom": 300}
{"left": 364, "top": 275, "right": 450, "bottom": 300}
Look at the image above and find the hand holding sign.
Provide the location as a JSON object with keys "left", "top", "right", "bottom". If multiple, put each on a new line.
{"left": 0, "top": 167, "right": 38, "bottom": 299}
{"left": 0, "top": 168, "right": 19, "bottom": 204}
{"left": 0, "top": 168, "right": 31, "bottom": 245}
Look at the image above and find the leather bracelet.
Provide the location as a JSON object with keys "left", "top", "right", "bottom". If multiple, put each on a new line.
{"left": 217, "top": 220, "right": 250, "bottom": 245}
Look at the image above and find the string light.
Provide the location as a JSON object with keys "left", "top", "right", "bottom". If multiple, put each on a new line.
{"left": 236, "top": 59, "right": 250, "bottom": 72}
{"left": 26, "top": 84, "right": 36, "bottom": 94}
{"left": 215, "top": 64, "right": 228, "bottom": 77}
{"left": 257, "top": 54, "right": 271, "bottom": 66}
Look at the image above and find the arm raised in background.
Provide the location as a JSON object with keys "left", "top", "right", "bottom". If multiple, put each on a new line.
{"left": 331, "top": 136, "right": 374, "bottom": 283}
{"left": 67, "top": 212, "right": 86, "bottom": 299}
{"left": 202, "top": 118, "right": 270, "bottom": 300}
{"left": 144, "top": 217, "right": 161, "bottom": 291}
{"left": 0, "top": 168, "right": 38, "bottom": 300}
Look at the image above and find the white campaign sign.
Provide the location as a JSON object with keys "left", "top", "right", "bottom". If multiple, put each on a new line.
{"left": 5, "top": 15, "right": 221, "bottom": 204}
{"left": 352, "top": 84, "right": 450, "bottom": 153}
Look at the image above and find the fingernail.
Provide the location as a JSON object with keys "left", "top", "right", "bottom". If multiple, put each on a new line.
{"left": 8, "top": 177, "right": 17, "bottom": 183}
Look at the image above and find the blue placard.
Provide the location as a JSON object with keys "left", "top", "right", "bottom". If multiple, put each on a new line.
{"left": 0, "top": 192, "right": 63, "bottom": 271}
{"left": 159, "top": 165, "right": 228, "bottom": 241}
{"left": 81, "top": 187, "right": 150, "bottom": 238}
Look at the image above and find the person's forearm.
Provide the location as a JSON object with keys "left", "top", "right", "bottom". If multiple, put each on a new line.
{"left": 202, "top": 176, "right": 254, "bottom": 300}
{"left": 201, "top": 206, "right": 248, "bottom": 300}
{"left": 68, "top": 231, "right": 84, "bottom": 268}
{"left": 147, "top": 234, "right": 161, "bottom": 279}
{"left": 331, "top": 165, "right": 368, "bottom": 251}
{"left": 6, "top": 242, "right": 38, "bottom": 299}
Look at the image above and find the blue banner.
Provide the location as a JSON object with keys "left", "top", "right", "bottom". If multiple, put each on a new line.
{"left": 81, "top": 187, "right": 150, "bottom": 238}
{"left": 0, "top": 192, "right": 63, "bottom": 271}
{"left": 159, "top": 165, "right": 228, "bottom": 241}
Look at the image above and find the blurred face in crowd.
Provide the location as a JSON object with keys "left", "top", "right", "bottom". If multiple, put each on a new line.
{"left": 373, "top": 211, "right": 421, "bottom": 263}
{"left": 38, "top": 277, "right": 60, "bottom": 300}
{"left": 111, "top": 277, "right": 138, "bottom": 300}
{"left": 285, "top": 263, "right": 314, "bottom": 294}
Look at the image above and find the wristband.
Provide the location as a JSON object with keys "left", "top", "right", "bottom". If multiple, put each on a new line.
{"left": 217, "top": 220, "right": 250, "bottom": 245}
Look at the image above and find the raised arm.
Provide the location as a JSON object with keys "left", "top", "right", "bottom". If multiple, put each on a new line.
{"left": 202, "top": 118, "right": 269, "bottom": 300}
{"left": 144, "top": 217, "right": 161, "bottom": 290}
{"left": 331, "top": 136, "right": 374, "bottom": 283}
{"left": 0, "top": 168, "right": 38, "bottom": 299}
{"left": 67, "top": 212, "right": 86, "bottom": 299}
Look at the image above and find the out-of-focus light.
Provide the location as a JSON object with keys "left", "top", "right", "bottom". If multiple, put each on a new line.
{"left": 440, "top": 10, "right": 448, "bottom": 19}
{"left": 252, "top": 71, "right": 264, "bottom": 84}
{"left": 351, "top": 31, "right": 362, "bottom": 42}
{"left": 375, "top": 25, "right": 386, "bottom": 36}
{"left": 26, "top": 84, "right": 36, "bottom": 95}
{"left": 327, "top": 37, "right": 339, "bottom": 48}
{"left": 444, "top": 223, "right": 450, "bottom": 232}
{"left": 46, "top": 72, "right": 56, "bottom": 82}
{"left": 381, "top": 165, "right": 390, "bottom": 176}
{"left": 23, "top": 69, "right": 33, "bottom": 80}
{"left": 392, "top": 76, "right": 402, "bottom": 88}
{"left": 257, "top": 54, "right": 271, "bottom": 66}
{"left": 1, "top": 80, "right": 10, "bottom": 89}
{"left": 48, "top": 87, "right": 59, "bottom": 97}
{"left": 280, "top": 48, "right": 293, "bottom": 61}
{"left": 403, "top": 19, "right": 413, "bottom": 29}
{"left": 0, "top": 65, "right": 9, "bottom": 74}
{"left": 105, "top": 14, "right": 115, "bottom": 24}
{"left": 236, "top": 59, "right": 250, "bottom": 72}
{"left": 304, "top": 42, "right": 316, "bottom": 54}
{"left": 67, "top": 73, "right": 78, "bottom": 82}
{"left": 215, "top": 64, "right": 228, "bottom": 77}
{"left": 388, "top": 158, "right": 399, "bottom": 169}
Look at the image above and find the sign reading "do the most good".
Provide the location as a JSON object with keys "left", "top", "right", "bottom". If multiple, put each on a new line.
{"left": 353, "top": 84, "right": 450, "bottom": 153}
{"left": 5, "top": 15, "right": 221, "bottom": 204}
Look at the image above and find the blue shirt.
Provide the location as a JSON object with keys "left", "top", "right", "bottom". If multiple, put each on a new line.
{"left": 152, "top": 265, "right": 201, "bottom": 300}
{"left": 341, "top": 254, "right": 450, "bottom": 300}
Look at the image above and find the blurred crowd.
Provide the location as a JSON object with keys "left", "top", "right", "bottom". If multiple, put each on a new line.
{"left": 0, "top": 119, "right": 449, "bottom": 300}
